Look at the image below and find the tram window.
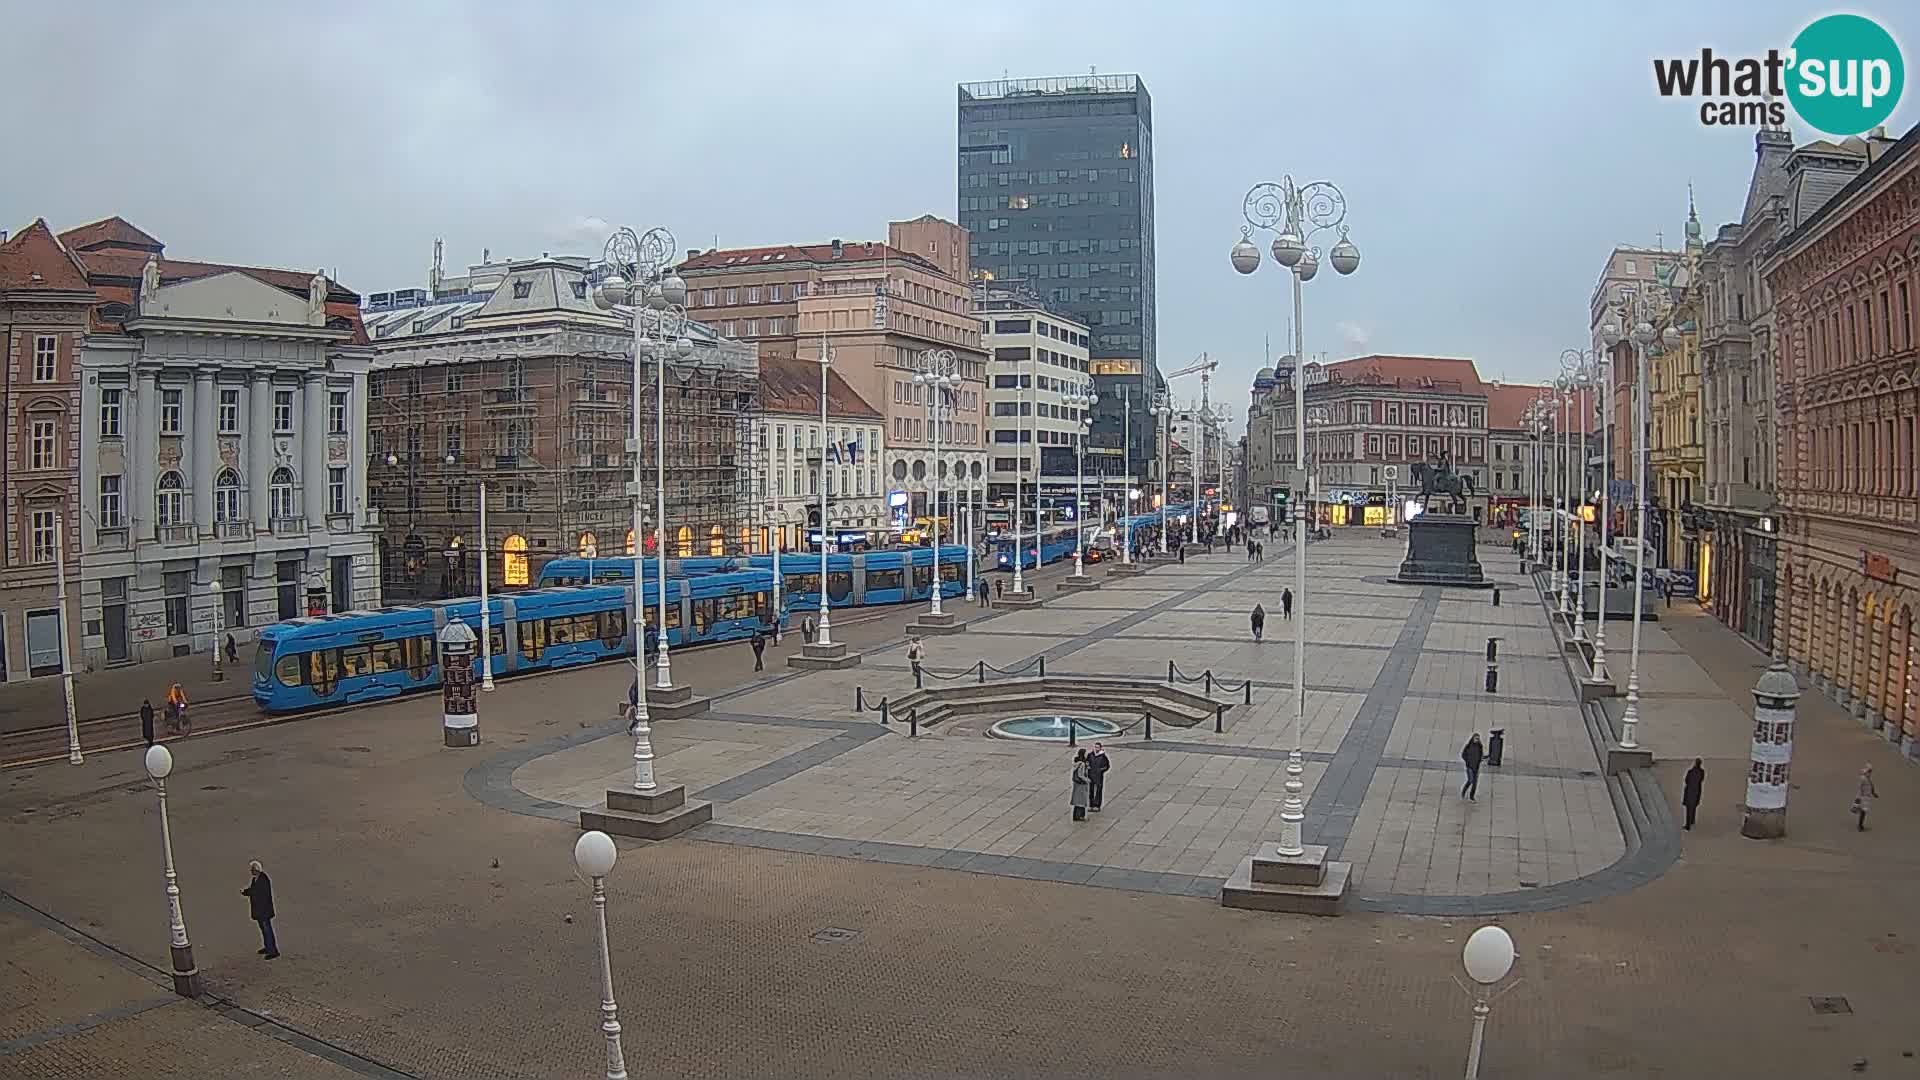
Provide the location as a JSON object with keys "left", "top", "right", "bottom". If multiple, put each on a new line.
{"left": 275, "top": 654, "right": 303, "bottom": 687}
{"left": 549, "top": 617, "right": 574, "bottom": 645}
{"left": 720, "top": 594, "right": 755, "bottom": 621}
{"left": 340, "top": 645, "right": 372, "bottom": 678}
{"left": 370, "top": 641, "right": 404, "bottom": 673}
{"left": 642, "top": 605, "right": 658, "bottom": 633}
{"left": 691, "top": 599, "right": 716, "bottom": 635}
{"left": 488, "top": 626, "right": 506, "bottom": 657}
{"left": 940, "top": 562, "right": 962, "bottom": 583}
{"left": 309, "top": 650, "right": 340, "bottom": 695}
{"left": 786, "top": 572, "right": 820, "bottom": 595}
{"left": 665, "top": 604, "right": 682, "bottom": 630}
{"left": 406, "top": 636, "right": 436, "bottom": 679}
{"left": 521, "top": 620, "right": 545, "bottom": 661}
{"left": 866, "top": 569, "right": 903, "bottom": 591}
{"left": 753, "top": 590, "right": 770, "bottom": 619}
{"left": 256, "top": 648, "right": 277, "bottom": 681}
{"left": 599, "top": 609, "right": 626, "bottom": 644}
{"left": 911, "top": 565, "right": 932, "bottom": 590}
{"left": 572, "top": 614, "right": 599, "bottom": 641}
{"left": 827, "top": 572, "right": 853, "bottom": 600}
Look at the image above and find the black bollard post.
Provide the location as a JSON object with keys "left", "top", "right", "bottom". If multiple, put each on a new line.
{"left": 1068, "top": 716, "right": 1077, "bottom": 746}
{"left": 1485, "top": 665, "right": 1499, "bottom": 693}
{"left": 1144, "top": 711, "right": 1153, "bottom": 740}
{"left": 1039, "top": 656, "right": 1046, "bottom": 677}
{"left": 1492, "top": 585, "right": 1502, "bottom": 607}
{"left": 1486, "top": 637, "right": 1499, "bottom": 664}
{"left": 856, "top": 686, "right": 865, "bottom": 712}
{"left": 1168, "top": 660, "right": 1175, "bottom": 683}
{"left": 1244, "top": 679, "right": 1253, "bottom": 705}
{"left": 909, "top": 710, "right": 919, "bottom": 738}
{"left": 977, "top": 660, "right": 985, "bottom": 684}
{"left": 880, "top": 698, "right": 890, "bottom": 725}
{"left": 1205, "top": 672, "right": 1214, "bottom": 695}
{"left": 1214, "top": 704, "right": 1225, "bottom": 733}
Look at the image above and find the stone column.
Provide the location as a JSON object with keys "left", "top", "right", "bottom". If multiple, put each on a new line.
{"left": 135, "top": 370, "right": 160, "bottom": 539}
{"left": 301, "top": 372, "right": 327, "bottom": 527}
{"left": 192, "top": 370, "right": 216, "bottom": 531}
{"left": 1741, "top": 659, "right": 1801, "bottom": 839}
{"left": 249, "top": 372, "right": 273, "bottom": 530}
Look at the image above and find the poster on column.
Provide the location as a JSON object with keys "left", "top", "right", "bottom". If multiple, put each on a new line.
{"left": 1744, "top": 702, "right": 1794, "bottom": 810}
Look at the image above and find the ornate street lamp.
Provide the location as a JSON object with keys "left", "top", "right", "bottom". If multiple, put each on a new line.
{"left": 1232, "top": 174, "right": 1360, "bottom": 858}
{"left": 914, "top": 349, "right": 961, "bottom": 616}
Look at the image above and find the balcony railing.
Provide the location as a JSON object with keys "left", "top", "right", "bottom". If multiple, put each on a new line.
{"left": 159, "top": 525, "right": 199, "bottom": 546}
{"left": 93, "top": 527, "right": 129, "bottom": 552}
{"left": 216, "top": 521, "right": 253, "bottom": 541}
{"left": 271, "top": 515, "right": 307, "bottom": 537}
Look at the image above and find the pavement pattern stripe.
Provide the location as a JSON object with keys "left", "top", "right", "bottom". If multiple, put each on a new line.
{"left": 1114, "top": 738, "right": 1599, "bottom": 780}
{"left": 0, "top": 995, "right": 183, "bottom": 1056}
{"left": 1303, "top": 587, "right": 1443, "bottom": 860}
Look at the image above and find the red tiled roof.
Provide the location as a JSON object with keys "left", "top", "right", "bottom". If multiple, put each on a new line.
{"left": 58, "top": 216, "right": 164, "bottom": 254}
{"left": 758, "top": 356, "right": 881, "bottom": 419}
{"left": 680, "top": 241, "right": 938, "bottom": 275}
{"left": 1485, "top": 381, "right": 1554, "bottom": 432}
{"left": 1317, "top": 354, "right": 1488, "bottom": 391}
{"left": 0, "top": 219, "right": 93, "bottom": 292}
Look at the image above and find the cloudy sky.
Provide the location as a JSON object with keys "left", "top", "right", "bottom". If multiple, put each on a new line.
{"left": 7, "top": 1, "right": 1913, "bottom": 433}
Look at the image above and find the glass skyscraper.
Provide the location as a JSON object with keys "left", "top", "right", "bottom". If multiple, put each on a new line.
{"left": 958, "top": 74, "right": 1159, "bottom": 482}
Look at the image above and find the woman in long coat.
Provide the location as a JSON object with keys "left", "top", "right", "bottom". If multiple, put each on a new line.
{"left": 1071, "top": 750, "right": 1091, "bottom": 822}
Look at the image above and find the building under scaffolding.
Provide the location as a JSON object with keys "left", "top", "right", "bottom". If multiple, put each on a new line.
{"left": 361, "top": 253, "right": 760, "bottom": 601}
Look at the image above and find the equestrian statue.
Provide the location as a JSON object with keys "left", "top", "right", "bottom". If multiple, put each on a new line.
{"left": 1409, "top": 449, "right": 1474, "bottom": 516}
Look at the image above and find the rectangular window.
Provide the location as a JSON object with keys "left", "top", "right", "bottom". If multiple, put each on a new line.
{"left": 222, "top": 565, "right": 247, "bottom": 629}
{"left": 724, "top": 288, "right": 739, "bottom": 304}
{"left": 328, "top": 467, "right": 348, "bottom": 516}
{"left": 328, "top": 391, "right": 349, "bottom": 434}
{"left": 219, "top": 388, "right": 240, "bottom": 432}
{"left": 744, "top": 319, "right": 759, "bottom": 336}
{"left": 29, "top": 509, "right": 56, "bottom": 564}
{"left": 32, "top": 335, "right": 56, "bottom": 382}
{"left": 274, "top": 390, "right": 294, "bottom": 432}
{"left": 100, "top": 388, "right": 123, "bottom": 437}
{"left": 99, "top": 475, "right": 124, "bottom": 528}
{"left": 276, "top": 561, "right": 301, "bottom": 621}
{"left": 768, "top": 284, "right": 784, "bottom": 302}
{"left": 29, "top": 418, "right": 56, "bottom": 470}
{"left": 746, "top": 286, "right": 761, "bottom": 303}
{"left": 165, "top": 570, "right": 191, "bottom": 635}
{"left": 160, "top": 389, "right": 182, "bottom": 434}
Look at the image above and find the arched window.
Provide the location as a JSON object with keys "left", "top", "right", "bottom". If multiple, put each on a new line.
{"left": 503, "top": 534, "right": 529, "bottom": 586}
{"left": 740, "top": 526, "right": 753, "bottom": 554}
{"left": 708, "top": 525, "right": 724, "bottom": 557}
{"left": 156, "top": 471, "right": 185, "bottom": 527}
{"left": 214, "top": 469, "right": 242, "bottom": 523}
{"left": 579, "top": 531, "right": 598, "bottom": 558}
{"left": 625, "top": 529, "right": 636, "bottom": 556}
{"left": 269, "top": 467, "right": 297, "bottom": 521}
{"left": 676, "top": 525, "right": 693, "bottom": 557}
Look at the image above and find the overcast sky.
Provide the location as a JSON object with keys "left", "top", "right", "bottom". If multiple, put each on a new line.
{"left": 7, "top": 1, "right": 1914, "bottom": 434}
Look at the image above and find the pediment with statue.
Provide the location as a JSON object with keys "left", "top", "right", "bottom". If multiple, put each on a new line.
{"left": 136, "top": 269, "right": 336, "bottom": 330}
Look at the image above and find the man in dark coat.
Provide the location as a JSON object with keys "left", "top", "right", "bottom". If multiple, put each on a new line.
{"left": 1461, "top": 734, "right": 1485, "bottom": 800}
{"left": 242, "top": 861, "right": 278, "bottom": 959}
{"left": 1250, "top": 604, "right": 1266, "bottom": 642}
{"left": 1281, "top": 588, "right": 1294, "bottom": 620}
{"left": 1682, "top": 758, "right": 1705, "bottom": 830}
{"left": 1086, "top": 743, "right": 1111, "bottom": 811}
{"left": 140, "top": 699, "right": 156, "bottom": 747}
{"left": 750, "top": 630, "right": 766, "bottom": 672}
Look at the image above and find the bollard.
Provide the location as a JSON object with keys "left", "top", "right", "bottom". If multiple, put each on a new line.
{"left": 1488, "top": 729, "right": 1505, "bottom": 767}
{"left": 880, "top": 698, "right": 890, "bottom": 725}
{"left": 1484, "top": 665, "right": 1499, "bottom": 693}
{"left": 1039, "top": 656, "right": 1046, "bottom": 677}
{"left": 1486, "top": 637, "right": 1499, "bottom": 664}
{"left": 1144, "top": 711, "right": 1153, "bottom": 740}
{"left": 977, "top": 660, "right": 986, "bottom": 684}
{"left": 856, "top": 686, "right": 865, "bottom": 712}
{"left": 1068, "top": 716, "right": 1077, "bottom": 746}
{"left": 1205, "top": 672, "right": 1214, "bottom": 695}
{"left": 1215, "top": 704, "right": 1225, "bottom": 733}
{"left": 1244, "top": 680, "right": 1253, "bottom": 706}
{"left": 1492, "top": 585, "right": 1502, "bottom": 607}
{"left": 1168, "top": 660, "right": 1175, "bottom": 683}
{"left": 909, "top": 710, "right": 919, "bottom": 738}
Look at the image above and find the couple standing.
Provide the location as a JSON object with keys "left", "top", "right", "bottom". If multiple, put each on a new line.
{"left": 1070, "top": 744, "right": 1111, "bottom": 821}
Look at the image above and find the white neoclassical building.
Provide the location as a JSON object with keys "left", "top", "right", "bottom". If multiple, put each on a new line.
{"left": 65, "top": 219, "right": 379, "bottom": 669}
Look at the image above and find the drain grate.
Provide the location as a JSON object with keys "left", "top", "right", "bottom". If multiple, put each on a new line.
{"left": 1809, "top": 996, "right": 1853, "bottom": 1015}
{"left": 811, "top": 927, "right": 861, "bottom": 945}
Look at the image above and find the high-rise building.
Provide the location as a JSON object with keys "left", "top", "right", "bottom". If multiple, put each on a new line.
{"left": 958, "top": 73, "right": 1156, "bottom": 480}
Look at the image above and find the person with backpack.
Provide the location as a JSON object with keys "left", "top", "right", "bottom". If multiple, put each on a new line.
{"left": 1250, "top": 604, "right": 1266, "bottom": 642}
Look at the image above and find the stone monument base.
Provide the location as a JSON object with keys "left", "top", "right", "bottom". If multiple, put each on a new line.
{"left": 1392, "top": 514, "right": 1491, "bottom": 587}
{"left": 1220, "top": 844, "right": 1350, "bottom": 916}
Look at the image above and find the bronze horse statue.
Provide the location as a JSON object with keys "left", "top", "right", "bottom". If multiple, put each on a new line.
{"left": 1410, "top": 457, "right": 1474, "bottom": 515}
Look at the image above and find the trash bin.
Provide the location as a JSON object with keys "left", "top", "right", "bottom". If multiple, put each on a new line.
{"left": 1488, "top": 729, "right": 1505, "bottom": 767}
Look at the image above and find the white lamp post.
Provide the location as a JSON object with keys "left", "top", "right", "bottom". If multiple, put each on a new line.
{"left": 767, "top": 499, "right": 784, "bottom": 642}
{"left": 1233, "top": 174, "right": 1361, "bottom": 858}
{"left": 815, "top": 335, "right": 835, "bottom": 645}
{"left": 477, "top": 480, "right": 494, "bottom": 692}
{"left": 1151, "top": 394, "right": 1170, "bottom": 553}
{"left": 1590, "top": 349, "right": 1613, "bottom": 684}
{"left": 1617, "top": 310, "right": 1675, "bottom": 750}
{"left": 209, "top": 576, "right": 225, "bottom": 683}
{"left": 573, "top": 831, "right": 628, "bottom": 1080}
{"left": 593, "top": 225, "right": 690, "bottom": 690}
{"left": 144, "top": 744, "right": 200, "bottom": 997}
{"left": 55, "top": 514, "right": 81, "bottom": 764}
{"left": 1554, "top": 373, "right": 1574, "bottom": 617}
{"left": 915, "top": 349, "right": 960, "bottom": 616}
{"left": 1189, "top": 403, "right": 1206, "bottom": 547}
{"left": 1069, "top": 385, "right": 1096, "bottom": 577}
{"left": 1460, "top": 924, "right": 1517, "bottom": 1080}
{"left": 1121, "top": 390, "right": 1136, "bottom": 563}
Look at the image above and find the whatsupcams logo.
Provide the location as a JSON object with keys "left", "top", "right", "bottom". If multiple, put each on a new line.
{"left": 1653, "top": 13, "right": 1904, "bottom": 135}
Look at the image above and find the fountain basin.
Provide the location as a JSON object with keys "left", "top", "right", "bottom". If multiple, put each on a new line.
{"left": 988, "top": 714, "right": 1122, "bottom": 743}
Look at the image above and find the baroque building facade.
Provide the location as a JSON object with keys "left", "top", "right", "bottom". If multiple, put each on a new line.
{"left": 1765, "top": 123, "right": 1920, "bottom": 761}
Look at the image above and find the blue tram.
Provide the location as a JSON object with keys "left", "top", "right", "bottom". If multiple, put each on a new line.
{"left": 992, "top": 524, "right": 1081, "bottom": 571}
{"left": 536, "top": 555, "right": 738, "bottom": 585}
{"left": 251, "top": 569, "right": 778, "bottom": 714}
{"left": 534, "top": 545, "right": 971, "bottom": 611}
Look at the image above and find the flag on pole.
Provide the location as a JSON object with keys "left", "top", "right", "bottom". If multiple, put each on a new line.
{"left": 846, "top": 437, "right": 860, "bottom": 465}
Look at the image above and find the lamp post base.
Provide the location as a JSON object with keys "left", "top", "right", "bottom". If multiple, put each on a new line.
{"left": 642, "top": 683, "right": 712, "bottom": 721}
{"left": 788, "top": 641, "right": 863, "bottom": 670}
{"left": 169, "top": 945, "right": 201, "bottom": 998}
{"left": 582, "top": 785, "right": 713, "bottom": 841}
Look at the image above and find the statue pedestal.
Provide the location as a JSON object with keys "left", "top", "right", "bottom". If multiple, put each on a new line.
{"left": 1392, "top": 514, "right": 1491, "bottom": 587}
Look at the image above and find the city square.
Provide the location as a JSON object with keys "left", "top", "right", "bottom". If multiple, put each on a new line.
{"left": 5, "top": 537, "right": 1918, "bottom": 1078}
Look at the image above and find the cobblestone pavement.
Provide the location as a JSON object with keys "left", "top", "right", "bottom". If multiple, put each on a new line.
{"left": 0, "top": 641, "right": 259, "bottom": 737}
{"left": 4, "top": 540, "right": 1919, "bottom": 1077}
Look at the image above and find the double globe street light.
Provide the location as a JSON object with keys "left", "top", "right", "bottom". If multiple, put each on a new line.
{"left": 914, "top": 349, "right": 961, "bottom": 617}
{"left": 1065, "top": 385, "right": 1097, "bottom": 577}
{"left": 1231, "top": 176, "right": 1360, "bottom": 859}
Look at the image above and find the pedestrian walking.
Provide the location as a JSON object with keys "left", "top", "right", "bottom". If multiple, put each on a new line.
{"left": 224, "top": 634, "right": 239, "bottom": 665}
{"left": 1247, "top": 541, "right": 1256, "bottom": 562}
{"left": 907, "top": 637, "right": 925, "bottom": 688}
{"left": 1853, "top": 764, "right": 1878, "bottom": 831}
{"left": 1070, "top": 750, "right": 1091, "bottom": 821}
{"left": 1461, "top": 733, "right": 1485, "bottom": 800}
{"left": 978, "top": 578, "right": 991, "bottom": 607}
{"left": 140, "top": 699, "right": 156, "bottom": 748}
{"left": 994, "top": 578, "right": 1004, "bottom": 601}
{"left": 1280, "top": 588, "right": 1293, "bottom": 620}
{"left": 1086, "top": 742, "right": 1111, "bottom": 811}
{"left": 750, "top": 630, "right": 766, "bottom": 672}
{"left": 624, "top": 679, "right": 642, "bottom": 734}
{"left": 1250, "top": 603, "right": 1266, "bottom": 642}
{"left": 1682, "top": 758, "right": 1705, "bottom": 830}
{"left": 803, "top": 614, "right": 816, "bottom": 644}
{"left": 1177, "top": 544, "right": 1186, "bottom": 565}
{"left": 241, "top": 861, "right": 279, "bottom": 959}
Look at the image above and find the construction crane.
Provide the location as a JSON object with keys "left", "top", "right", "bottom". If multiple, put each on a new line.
{"left": 1159, "top": 353, "right": 1225, "bottom": 543}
